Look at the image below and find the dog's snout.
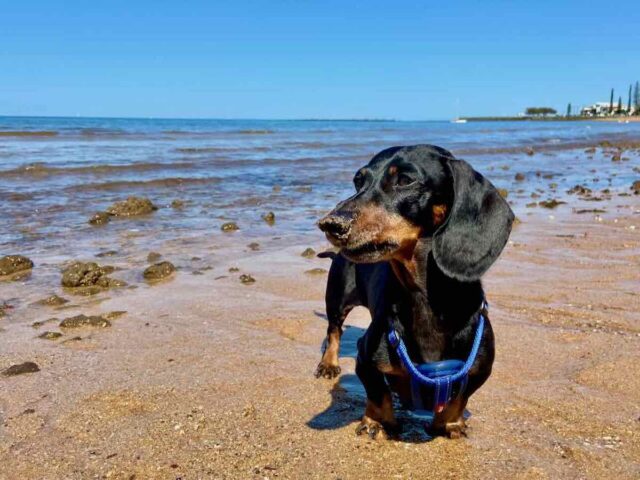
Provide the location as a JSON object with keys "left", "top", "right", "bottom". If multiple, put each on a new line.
{"left": 318, "top": 214, "right": 352, "bottom": 243}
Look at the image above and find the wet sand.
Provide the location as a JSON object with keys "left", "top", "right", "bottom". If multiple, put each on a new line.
{"left": 1, "top": 189, "right": 639, "bottom": 479}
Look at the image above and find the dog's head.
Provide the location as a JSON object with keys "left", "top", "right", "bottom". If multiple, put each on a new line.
{"left": 318, "top": 145, "right": 514, "bottom": 281}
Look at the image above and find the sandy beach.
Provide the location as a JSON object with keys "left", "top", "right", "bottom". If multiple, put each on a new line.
{"left": 2, "top": 197, "right": 639, "bottom": 479}
{"left": 1, "top": 121, "right": 640, "bottom": 479}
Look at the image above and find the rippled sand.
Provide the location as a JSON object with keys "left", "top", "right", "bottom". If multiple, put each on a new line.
{"left": 1, "top": 188, "right": 639, "bottom": 479}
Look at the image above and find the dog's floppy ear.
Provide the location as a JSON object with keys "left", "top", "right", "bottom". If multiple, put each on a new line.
{"left": 432, "top": 158, "right": 514, "bottom": 281}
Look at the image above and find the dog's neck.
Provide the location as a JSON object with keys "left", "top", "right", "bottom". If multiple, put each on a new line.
{"left": 390, "top": 237, "right": 484, "bottom": 335}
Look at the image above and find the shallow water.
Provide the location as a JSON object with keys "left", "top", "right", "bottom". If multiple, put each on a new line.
{"left": 1, "top": 116, "right": 639, "bottom": 256}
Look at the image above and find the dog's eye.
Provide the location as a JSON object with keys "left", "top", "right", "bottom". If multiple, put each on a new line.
{"left": 396, "top": 174, "right": 415, "bottom": 187}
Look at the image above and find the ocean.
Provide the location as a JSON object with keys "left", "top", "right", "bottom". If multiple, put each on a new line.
{"left": 1, "top": 116, "right": 639, "bottom": 256}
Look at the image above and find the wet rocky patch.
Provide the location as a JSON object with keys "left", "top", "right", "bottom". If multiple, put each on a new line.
{"left": 0, "top": 255, "right": 34, "bottom": 278}
{"left": 221, "top": 222, "right": 239, "bottom": 232}
{"left": 301, "top": 247, "right": 316, "bottom": 258}
{"left": 538, "top": 199, "right": 566, "bottom": 209}
{"left": 305, "top": 268, "right": 328, "bottom": 275}
{"left": 61, "top": 262, "right": 127, "bottom": 293}
{"left": 88, "top": 211, "right": 111, "bottom": 226}
{"left": 143, "top": 261, "right": 176, "bottom": 281}
{"left": 262, "top": 211, "right": 276, "bottom": 225}
{"left": 38, "top": 331, "right": 63, "bottom": 340}
{"left": 59, "top": 314, "right": 112, "bottom": 329}
{"left": 0, "top": 302, "right": 13, "bottom": 318}
{"left": 34, "top": 294, "right": 69, "bottom": 307}
{"left": 32, "top": 318, "right": 59, "bottom": 329}
{"left": 95, "top": 250, "right": 119, "bottom": 258}
{"left": 106, "top": 196, "right": 158, "bottom": 217}
{"left": 239, "top": 274, "right": 255, "bottom": 284}
{"left": 567, "top": 185, "right": 592, "bottom": 196}
{"left": 2, "top": 361, "right": 40, "bottom": 376}
{"left": 147, "top": 251, "right": 162, "bottom": 263}
{"left": 574, "top": 209, "right": 606, "bottom": 214}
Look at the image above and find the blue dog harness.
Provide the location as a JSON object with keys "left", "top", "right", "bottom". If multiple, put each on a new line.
{"left": 387, "top": 301, "right": 487, "bottom": 422}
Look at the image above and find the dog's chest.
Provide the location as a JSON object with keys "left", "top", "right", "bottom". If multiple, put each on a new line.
{"left": 396, "top": 297, "right": 448, "bottom": 363}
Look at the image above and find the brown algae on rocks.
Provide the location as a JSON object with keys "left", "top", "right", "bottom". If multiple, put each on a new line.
{"left": 103, "top": 311, "right": 127, "bottom": 320}
{"left": 143, "top": 261, "right": 176, "bottom": 281}
{"left": 239, "top": 274, "right": 256, "bottom": 284}
{"left": 567, "top": 185, "right": 592, "bottom": 196}
{"left": 35, "top": 294, "right": 69, "bottom": 307}
{"left": 147, "top": 251, "right": 162, "bottom": 263}
{"left": 32, "top": 318, "right": 59, "bottom": 329}
{"left": 60, "top": 314, "right": 111, "bottom": 329}
{"left": 301, "top": 247, "right": 316, "bottom": 258}
{"left": 95, "top": 250, "right": 119, "bottom": 258}
{"left": 539, "top": 199, "right": 566, "bottom": 209}
{"left": 61, "top": 262, "right": 126, "bottom": 291}
{"left": 221, "top": 222, "right": 239, "bottom": 232}
{"left": 262, "top": 211, "right": 276, "bottom": 225}
{"left": 88, "top": 211, "right": 111, "bottom": 226}
{"left": 0, "top": 255, "right": 34, "bottom": 277}
{"left": 305, "top": 268, "right": 328, "bottom": 275}
{"left": 38, "top": 331, "right": 63, "bottom": 340}
{"left": 106, "top": 196, "right": 158, "bottom": 217}
{"left": 0, "top": 302, "right": 13, "bottom": 318}
{"left": 2, "top": 361, "right": 40, "bottom": 376}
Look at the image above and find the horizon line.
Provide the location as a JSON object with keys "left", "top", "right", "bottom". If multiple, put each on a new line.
{"left": 0, "top": 114, "right": 457, "bottom": 122}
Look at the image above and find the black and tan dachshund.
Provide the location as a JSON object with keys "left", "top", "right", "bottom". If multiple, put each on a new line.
{"left": 316, "top": 145, "right": 514, "bottom": 439}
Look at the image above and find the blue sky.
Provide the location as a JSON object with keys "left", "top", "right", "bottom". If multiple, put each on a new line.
{"left": 1, "top": 1, "right": 639, "bottom": 119}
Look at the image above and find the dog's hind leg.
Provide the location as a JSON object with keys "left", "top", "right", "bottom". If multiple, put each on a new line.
{"left": 315, "top": 254, "right": 361, "bottom": 379}
{"left": 431, "top": 396, "right": 469, "bottom": 439}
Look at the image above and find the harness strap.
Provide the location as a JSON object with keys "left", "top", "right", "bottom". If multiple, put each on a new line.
{"left": 387, "top": 301, "right": 487, "bottom": 401}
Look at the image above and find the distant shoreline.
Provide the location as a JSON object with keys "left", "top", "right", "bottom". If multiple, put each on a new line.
{"left": 460, "top": 115, "right": 640, "bottom": 123}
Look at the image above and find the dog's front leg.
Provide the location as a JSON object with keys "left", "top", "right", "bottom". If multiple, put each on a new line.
{"left": 315, "top": 324, "right": 343, "bottom": 379}
{"left": 355, "top": 357, "right": 397, "bottom": 439}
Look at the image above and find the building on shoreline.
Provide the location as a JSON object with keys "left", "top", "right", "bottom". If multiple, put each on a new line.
{"left": 580, "top": 102, "right": 636, "bottom": 117}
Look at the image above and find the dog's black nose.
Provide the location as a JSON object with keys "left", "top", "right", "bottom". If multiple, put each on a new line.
{"left": 318, "top": 214, "right": 351, "bottom": 243}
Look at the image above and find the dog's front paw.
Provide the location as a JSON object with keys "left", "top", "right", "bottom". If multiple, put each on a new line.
{"left": 314, "top": 362, "right": 341, "bottom": 379}
{"left": 355, "top": 416, "right": 391, "bottom": 440}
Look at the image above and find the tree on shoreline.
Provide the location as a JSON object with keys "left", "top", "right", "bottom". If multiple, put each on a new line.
{"left": 566, "top": 103, "right": 572, "bottom": 117}
{"left": 525, "top": 107, "right": 557, "bottom": 117}
{"left": 610, "top": 88, "right": 614, "bottom": 113}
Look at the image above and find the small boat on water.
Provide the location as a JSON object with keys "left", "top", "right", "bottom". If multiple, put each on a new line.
{"left": 452, "top": 118, "right": 467, "bottom": 124}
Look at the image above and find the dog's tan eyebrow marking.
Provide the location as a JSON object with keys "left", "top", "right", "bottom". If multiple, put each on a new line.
{"left": 432, "top": 204, "right": 448, "bottom": 227}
